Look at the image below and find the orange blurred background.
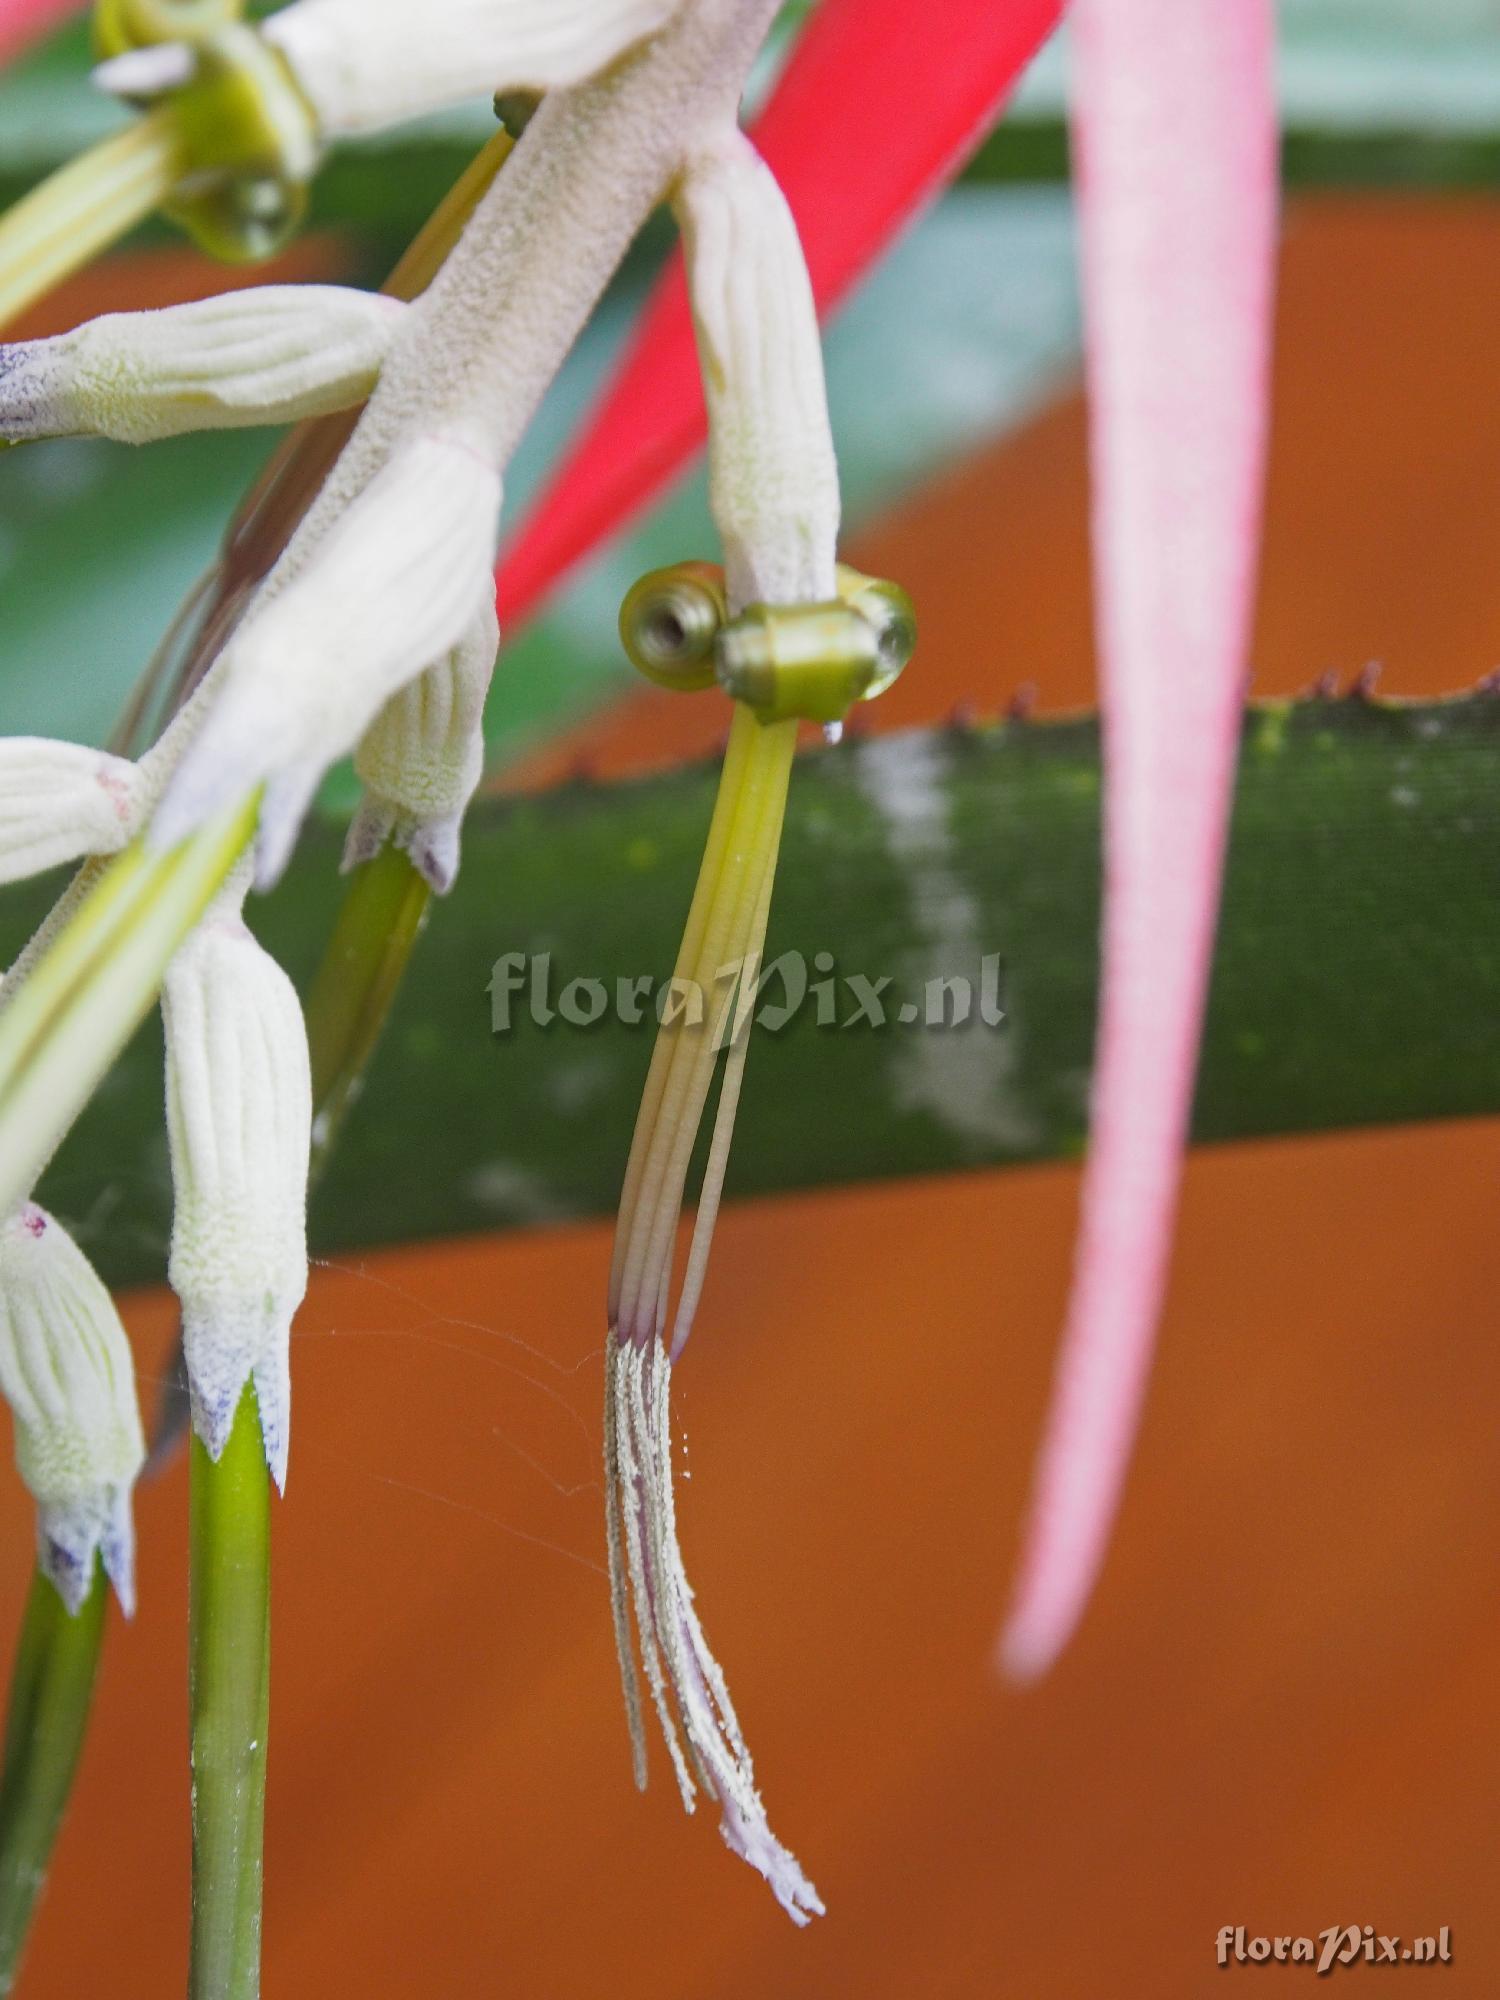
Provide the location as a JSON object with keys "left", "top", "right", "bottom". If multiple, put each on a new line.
{"left": 7, "top": 196, "right": 1500, "bottom": 1997}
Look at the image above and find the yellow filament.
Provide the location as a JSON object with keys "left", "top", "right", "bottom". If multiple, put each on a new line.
{"left": 386, "top": 125, "right": 514, "bottom": 300}
{"left": 0, "top": 111, "right": 185, "bottom": 333}
{"left": 609, "top": 706, "right": 796, "bottom": 1339}
{"left": 0, "top": 793, "right": 258, "bottom": 1215}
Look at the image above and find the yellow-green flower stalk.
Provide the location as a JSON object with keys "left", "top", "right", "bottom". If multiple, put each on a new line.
{"left": 602, "top": 129, "right": 913, "bottom": 1924}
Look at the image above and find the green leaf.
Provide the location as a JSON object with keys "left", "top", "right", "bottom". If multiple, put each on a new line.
{"left": 7, "top": 693, "right": 1499, "bottom": 1289}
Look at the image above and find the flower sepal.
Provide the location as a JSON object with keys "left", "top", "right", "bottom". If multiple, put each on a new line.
{"left": 0, "top": 1205, "right": 146, "bottom": 1615}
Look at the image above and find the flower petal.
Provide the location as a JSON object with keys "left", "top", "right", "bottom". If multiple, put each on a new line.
{"left": 0, "top": 737, "right": 141, "bottom": 885}
{"left": 151, "top": 434, "right": 502, "bottom": 872}
{"left": 344, "top": 599, "right": 499, "bottom": 893}
{"left": 163, "top": 913, "right": 311, "bottom": 1491}
{"left": 0, "top": 1203, "right": 145, "bottom": 1612}
{"left": 0, "top": 286, "right": 404, "bottom": 446}
{"left": 264, "top": 0, "right": 682, "bottom": 137}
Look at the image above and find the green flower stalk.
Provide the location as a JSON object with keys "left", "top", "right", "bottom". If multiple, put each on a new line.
{"left": 188, "top": 1388, "right": 270, "bottom": 2000}
{"left": 0, "top": 1560, "right": 108, "bottom": 1998}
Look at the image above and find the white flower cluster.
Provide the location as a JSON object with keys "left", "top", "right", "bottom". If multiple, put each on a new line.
{"left": 2, "top": 0, "right": 837, "bottom": 1918}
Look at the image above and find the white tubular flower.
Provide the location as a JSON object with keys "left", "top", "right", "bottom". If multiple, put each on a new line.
{"left": 602, "top": 119, "right": 837, "bottom": 1931}
{"left": 0, "top": 287, "right": 405, "bottom": 447}
{"left": 264, "top": 0, "right": 683, "bottom": 138}
{"left": 673, "top": 129, "right": 841, "bottom": 610}
{"left": 343, "top": 599, "right": 499, "bottom": 893}
{"left": 0, "top": 738, "right": 142, "bottom": 886}
{"left": 151, "top": 433, "right": 503, "bottom": 885}
{"left": 0, "top": 1204, "right": 146, "bottom": 1614}
{"left": 162, "top": 913, "right": 312, "bottom": 1490}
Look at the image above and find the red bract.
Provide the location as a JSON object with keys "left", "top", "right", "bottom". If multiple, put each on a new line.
{"left": 495, "top": 0, "right": 1064, "bottom": 625}
{"left": 1000, "top": 0, "right": 1278, "bottom": 1681}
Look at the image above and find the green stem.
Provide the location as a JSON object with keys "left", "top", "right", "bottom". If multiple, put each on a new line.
{"left": 0, "top": 1564, "right": 107, "bottom": 1997}
{"left": 304, "top": 842, "right": 431, "bottom": 1181}
{"left": 190, "top": 1389, "right": 270, "bottom": 2000}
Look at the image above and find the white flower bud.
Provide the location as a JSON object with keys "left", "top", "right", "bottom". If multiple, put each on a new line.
{"left": 0, "top": 287, "right": 404, "bottom": 446}
{"left": 674, "top": 131, "right": 841, "bottom": 609}
{"left": 162, "top": 917, "right": 312, "bottom": 1489}
{"left": 343, "top": 600, "right": 498, "bottom": 893}
{"left": 0, "top": 1205, "right": 146, "bottom": 1614}
{"left": 264, "top": 0, "right": 681, "bottom": 138}
{"left": 0, "top": 738, "right": 143, "bottom": 886}
{"left": 152, "top": 433, "right": 503, "bottom": 883}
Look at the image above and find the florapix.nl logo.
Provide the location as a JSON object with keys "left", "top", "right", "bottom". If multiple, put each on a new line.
{"left": 488, "top": 950, "right": 1008, "bottom": 1036}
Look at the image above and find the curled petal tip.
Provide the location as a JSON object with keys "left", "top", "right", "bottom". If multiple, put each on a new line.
{"left": 0, "top": 342, "right": 61, "bottom": 443}
{"left": 403, "top": 812, "right": 463, "bottom": 894}
{"left": 718, "top": 1803, "right": 826, "bottom": 1926}
{"left": 100, "top": 1488, "right": 138, "bottom": 1617}
{"left": 604, "top": 1335, "right": 819, "bottom": 1922}
{"left": 253, "top": 1354, "right": 291, "bottom": 1494}
{"left": 340, "top": 800, "right": 394, "bottom": 876}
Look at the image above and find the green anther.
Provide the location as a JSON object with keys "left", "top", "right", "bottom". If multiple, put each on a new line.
{"left": 620, "top": 562, "right": 728, "bottom": 692}
{"left": 716, "top": 601, "right": 882, "bottom": 726}
{"left": 835, "top": 563, "right": 918, "bottom": 698}
{"left": 621, "top": 559, "right": 916, "bottom": 723}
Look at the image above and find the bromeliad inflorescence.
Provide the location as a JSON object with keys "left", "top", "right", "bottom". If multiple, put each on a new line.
{"left": 0, "top": 0, "right": 919, "bottom": 1979}
{"left": 0, "top": 0, "right": 1285, "bottom": 1987}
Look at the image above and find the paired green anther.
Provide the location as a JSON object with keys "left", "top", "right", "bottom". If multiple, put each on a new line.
{"left": 619, "top": 560, "right": 917, "bottom": 725}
